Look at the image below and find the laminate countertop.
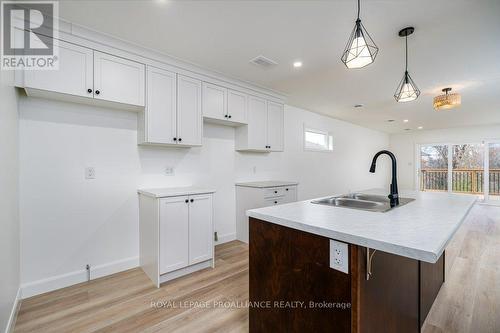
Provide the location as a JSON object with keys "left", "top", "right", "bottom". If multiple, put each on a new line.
{"left": 138, "top": 187, "right": 216, "bottom": 198}
{"left": 247, "top": 189, "right": 476, "bottom": 263}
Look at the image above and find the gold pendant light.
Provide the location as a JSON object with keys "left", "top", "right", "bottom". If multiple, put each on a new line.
{"left": 433, "top": 88, "right": 461, "bottom": 111}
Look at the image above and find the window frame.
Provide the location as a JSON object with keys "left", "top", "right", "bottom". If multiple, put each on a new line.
{"left": 303, "top": 125, "right": 333, "bottom": 152}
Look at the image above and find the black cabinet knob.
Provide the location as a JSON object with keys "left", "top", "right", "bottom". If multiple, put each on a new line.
{"left": 190, "top": 199, "right": 194, "bottom": 203}
{"left": 173, "top": 137, "right": 177, "bottom": 141}
{"left": 185, "top": 199, "right": 189, "bottom": 203}
{"left": 224, "top": 114, "right": 228, "bottom": 118}
{"left": 286, "top": 188, "right": 289, "bottom": 191}
{"left": 95, "top": 90, "right": 100, "bottom": 95}
{"left": 178, "top": 138, "right": 182, "bottom": 142}
{"left": 87, "top": 88, "right": 92, "bottom": 93}
{"left": 274, "top": 201, "right": 277, "bottom": 204}
{"left": 228, "top": 115, "right": 232, "bottom": 118}
{"left": 274, "top": 191, "right": 277, "bottom": 194}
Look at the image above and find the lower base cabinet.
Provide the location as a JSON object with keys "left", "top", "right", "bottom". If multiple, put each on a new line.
{"left": 139, "top": 188, "right": 215, "bottom": 287}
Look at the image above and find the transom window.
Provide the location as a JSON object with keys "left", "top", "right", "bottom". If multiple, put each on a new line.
{"left": 304, "top": 127, "right": 333, "bottom": 152}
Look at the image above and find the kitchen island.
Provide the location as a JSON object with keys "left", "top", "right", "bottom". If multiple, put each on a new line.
{"left": 246, "top": 190, "right": 476, "bottom": 333}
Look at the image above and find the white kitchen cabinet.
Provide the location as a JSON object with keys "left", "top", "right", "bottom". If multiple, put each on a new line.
{"left": 177, "top": 75, "right": 203, "bottom": 146}
{"left": 235, "top": 97, "right": 284, "bottom": 152}
{"left": 227, "top": 89, "right": 248, "bottom": 124}
{"left": 267, "top": 101, "right": 285, "bottom": 152}
{"left": 159, "top": 196, "right": 189, "bottom": 273}
{"left": 93, "top": 51, "right": 145, "bottom": 107}
{"left": 139, "top": 187, "right": 215, "bottom": 287}
{"left": 139, "top": 66, "right": 177, "bottom": 145}
{"left": 202, "top": 82, "right": 227, "bottom": 120}
{"left": 18, "top": 40, "right": 146, "bottom": 110}
{"left": 202, "top": 83, "right": 248, "bottom": 126}
{"left": 23, "top": 40, "right": 93, "bottom": 98}
{"left": 139, "top": 69, "right": 202, "bottom": 147}
{"left": 188, "top": 194, "right": 214, "bottom": 264}
{"left": 235, "top": 181, "right": 298, "bottom": 243}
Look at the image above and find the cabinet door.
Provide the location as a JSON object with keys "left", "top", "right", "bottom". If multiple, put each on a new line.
{"left": 146, "top": 66, "right": 177, "bottom": 144}
{"left": 93, "top": 51, "right": 145, "bottom": 106}
{"left": 177, "top": 75, "right": 202, "bottom": 146}
{"left": 202, "top": 82, "right": 227, "bottom": 120}
{"left": 247, "top": 96, "right": 268, "bottom": 150}
{"left": 159, "top": 196, "right": 189, "bottom": 274}
{"left": 267, "top": 101, "right": 284, "bottom": 151}
{"left": 24, "top": 40, "right": 93, "bottom": 98}
{"left": 188, "top": 194, "right": 213, "bottom": 265}
{"left": 282, "top": 186, "right": 297, "bottom": 203}
{"left": 227, "top": 90, "right": 247, "bottom": 124}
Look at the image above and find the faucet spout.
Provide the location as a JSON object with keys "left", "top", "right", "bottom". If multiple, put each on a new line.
{"left": 369, "top": 150, "right": 399, "bottom": 207}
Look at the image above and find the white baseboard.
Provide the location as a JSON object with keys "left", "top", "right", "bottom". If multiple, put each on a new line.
{"left": 5, "top": 287, "right": 21, "bottom": 333}
{"left": 215, "top": 232, "right": 236, "bottom": 245}
{"left": 20, "top": 256, "right": 139, "bottom": 299}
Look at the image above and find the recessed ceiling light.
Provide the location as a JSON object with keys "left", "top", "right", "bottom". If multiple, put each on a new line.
{"left": 403, "top": 119, "right": 409, "bottom": 123}
{"left": 293, "top": 61, "right": 302, "bottom": 68}
{"left": 418, "top": 126, "right": 423, "bottom": 130}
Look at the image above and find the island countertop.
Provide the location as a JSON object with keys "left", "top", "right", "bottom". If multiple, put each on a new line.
{"left": 246, "top": 189, "right": 476, "bottom": 263}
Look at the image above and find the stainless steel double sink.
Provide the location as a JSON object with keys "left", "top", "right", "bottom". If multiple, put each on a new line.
{"left": 311, "top": 193, "right": 415, "bottom": 213}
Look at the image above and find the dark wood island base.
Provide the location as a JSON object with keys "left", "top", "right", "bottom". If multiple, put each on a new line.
{"left": 249, "top": 218, "right": 445, "bottom": 333}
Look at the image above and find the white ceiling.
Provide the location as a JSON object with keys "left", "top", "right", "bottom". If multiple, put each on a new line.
{"left": 58, "top": 0, "right": 500, "bottom": 133}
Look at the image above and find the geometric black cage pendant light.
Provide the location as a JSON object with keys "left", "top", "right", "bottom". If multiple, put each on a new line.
{"left": 341, "top": 0, "right": 379, "bottom": 69}
{"left": 394, "top": 27, "right": 420, "bottom": 102}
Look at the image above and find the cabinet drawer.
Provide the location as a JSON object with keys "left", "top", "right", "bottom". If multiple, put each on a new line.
{"left": 264, "top": 197, "right": 285, "bottom": 206}
{"left": 263, "top": 187, "right": 286, "bottom": 198}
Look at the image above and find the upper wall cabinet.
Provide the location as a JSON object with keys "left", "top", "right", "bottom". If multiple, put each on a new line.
{"left": 235, "top": 97, "right": 284, "bottom": 152}
{"left": 23, "top": 40, "right": 93, "bottom": 98}
{"left": 93, "top": 51, "right": 145, "bottom": 107}
{"left": 202, "top": 83, "right": 247, "bottom": 126}
{"left": 17, "top": 41, "right": 145, "bottom": 110}
{"left": 138, "top": 67, "right": 202, "bottom": 147}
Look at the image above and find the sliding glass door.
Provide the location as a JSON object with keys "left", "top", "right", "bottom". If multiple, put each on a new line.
{"left": 418, "top": 141, "right": 500, "bottom": 203}
{"left": 419, "top": 145, "right": 448, "bottom": 192}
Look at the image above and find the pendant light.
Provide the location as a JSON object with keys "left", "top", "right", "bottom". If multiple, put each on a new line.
{"left": 433, "top": 88, "right": 461, "bottom": 110}
{"left": 341, "top": 0, "right": 379, "bottom": 69}
{"left": 394, "top": 27, "right": 420, "bottom": 102}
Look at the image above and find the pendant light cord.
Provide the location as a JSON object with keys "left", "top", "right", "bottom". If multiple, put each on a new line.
{"left": 357, "top": 0, "right": 360, "bottom": 19}
{"left": 405, "top": 35, "right": 408, "bottom": 72}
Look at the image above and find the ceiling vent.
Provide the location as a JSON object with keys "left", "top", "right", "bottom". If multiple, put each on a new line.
{"left": 249, "top": 55, "right": 278, "bottom": 68}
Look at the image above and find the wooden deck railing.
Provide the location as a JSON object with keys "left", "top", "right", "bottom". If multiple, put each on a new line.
{"left": 420, "top": 169, "right": 500, "bottom": 194}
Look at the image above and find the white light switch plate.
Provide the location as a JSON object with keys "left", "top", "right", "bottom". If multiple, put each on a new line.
{"left": 330, "top": 239, "right": 348, "bottom": 274}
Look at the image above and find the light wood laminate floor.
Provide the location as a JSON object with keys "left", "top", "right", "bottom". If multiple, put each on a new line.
{"left": 14, "top": 204, "right": 500, "bottom": 333}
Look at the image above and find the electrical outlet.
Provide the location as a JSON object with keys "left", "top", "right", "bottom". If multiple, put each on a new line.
{"left": 165, "top": 167, "right": 174, "bottom": 175}
{"left": 85, "top": 167, "right": 96, "bottom": 179}
{"left": 330, "top": 240, "right": 348, "bottom": 274}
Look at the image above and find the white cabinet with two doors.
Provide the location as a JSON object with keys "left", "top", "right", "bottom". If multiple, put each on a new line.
{"left": 202, "top": 82, "right": 248, "bottom": 125}
{"left": 138, "top": 66, "right": 202, "bottom": 147}
{"left": 235, "top": 96, "right": 284, "bottom": 152}
{"left": 235, "top": 181, "right": 298, "bottom": 243}
{"left": 18, "top": 40, "right": 145, "bottom": 109}
{"left": 139, "top": 188, "right": 215, "bottom": 287}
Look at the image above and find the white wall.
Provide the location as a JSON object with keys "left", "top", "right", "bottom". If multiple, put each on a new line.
{"left": 19, "top": 98, "right": 390, "bottom": 297}
{"left": 390, "top": 125, "right": 500, "bottom": 190}
{"left": 0, "top": 70, "right": 20, "bottom": 331}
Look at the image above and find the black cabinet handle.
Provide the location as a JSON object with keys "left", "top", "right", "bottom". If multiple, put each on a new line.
{"left": 274, "top": 201, "right": 278, "bottom": 204}
{"left": 87, "top": 88, "right": 92, "bottom": 94}
{"left": 178, "top": 138, "right": 182, "bottom": 142}
{"left": 173, "top": 137, "right": 177, "bottom": 141}
{"left": 274, "top": 191, "right": 278, "bottom": 194}
{"left": 190, "top": 199, "right": 194, "bottom": 203}
{"left": 286, "top": 188, "right": 289, "bottom": 191}
{"left": 95, "top": 90, "right": 100, "bottom": 95}
{"left": 228, "top": 115, "right": 232, "bottom": 118}
{"left": 185, "top": 199, "right": 189, "bottom": 203}
{"left": 224, "top": 114, "right": 228, "bottom": 118}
